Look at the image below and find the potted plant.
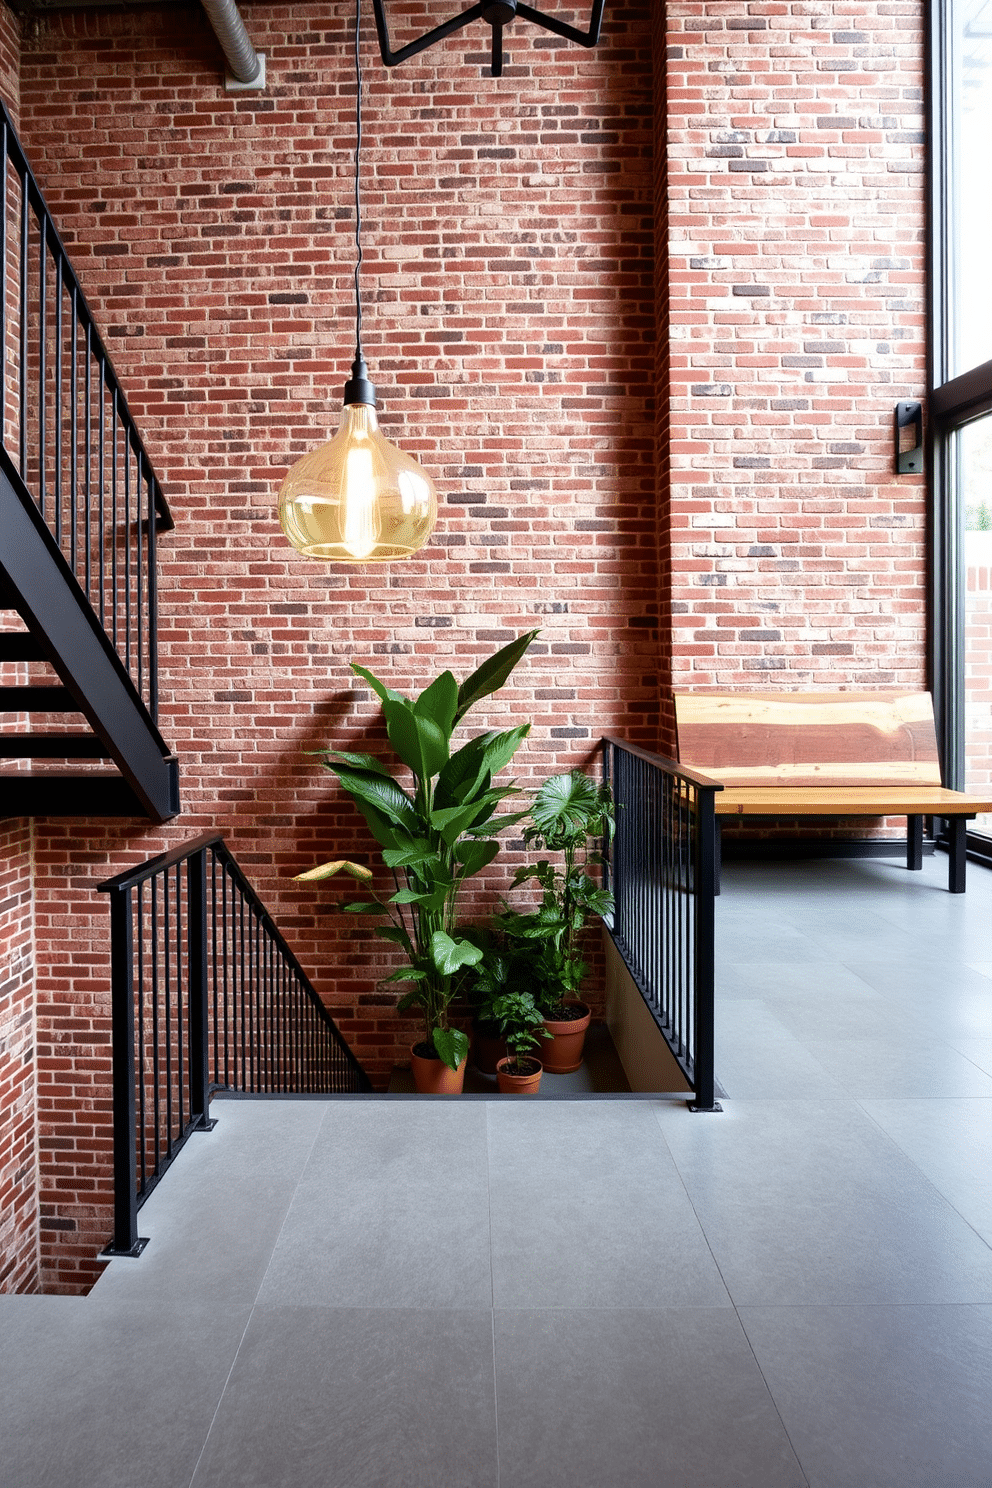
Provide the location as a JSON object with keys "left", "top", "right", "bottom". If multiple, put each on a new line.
{"left": 492, "top": 988, "right": 549, "bottom": 1095}
{"left": 295, "top": 631, "right": 538, "bottom": 1093}
{"left": 501, "top": 769, "right": 615, "bottom": 1074}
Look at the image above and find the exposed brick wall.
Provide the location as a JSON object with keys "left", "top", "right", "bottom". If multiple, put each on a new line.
{"left": 0, "top": 3, "right": 35, "bottom": 1296}
{"left": 0, "top": 819, "right": 37, "bottom": 1294}
{"left": 666, "top": 0, "right": 927, "bottom": 692}
{"left": 12, "top": 1, "right": 658, "bottom": 1287}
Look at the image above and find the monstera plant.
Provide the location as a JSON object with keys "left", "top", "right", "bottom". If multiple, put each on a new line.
{"left": 296, "top": 632, "right": 538, "bottom": 1087}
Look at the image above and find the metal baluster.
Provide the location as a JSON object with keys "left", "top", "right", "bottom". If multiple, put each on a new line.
{"left": 18, "top": 171, "right": 26, "bottom": 480}
{"left": 110, "top": 386, "right": 118, "bottom": 649}
{"left": 54, "top": 253, "right": 62, "bottom": 545}
{"left": 70, "top": 287, "right": 78, "bottom": 573}
{"left": 37, "top": 208, "right": 45, "bottom": 518}
{"left": 151, "top": 876, "right": 161, "bottom": 1178}
{"left": 164, "top": 867, "right": 172, "bottom": 1159}
{"left": 84, "top": 325, "right": 92, "bottom": 599}
{"left": 136, "top": 880, "right": 146, "bottom": 1194}
{"left": 175, "top": 862, "right": 184, "bottom": 1133}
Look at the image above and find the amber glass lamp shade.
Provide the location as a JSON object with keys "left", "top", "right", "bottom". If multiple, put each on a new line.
{"left": 278, "top": 399, "right": 437, "bottom": 563}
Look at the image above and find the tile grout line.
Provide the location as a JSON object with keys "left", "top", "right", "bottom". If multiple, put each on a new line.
{"left": 183, "top": 1100, "right": 330, "bottom": 1488}
{"left": 486, "top": 1101, "right": 501, "bottom": 1488}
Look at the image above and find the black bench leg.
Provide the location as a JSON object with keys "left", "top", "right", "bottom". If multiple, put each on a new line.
{"left": 907, "top": 815, "right": 923, "bottom": 871}
{"left": 714, "top": 817, "right": 722, "bottom": 897}
{"left": 948, "top": 817, "right": 967, "bottom": 893}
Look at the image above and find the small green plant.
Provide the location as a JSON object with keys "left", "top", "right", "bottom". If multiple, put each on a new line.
{"left": 489, "top": 988, "right": 549, "bottom": 1073}
{"left": 295, "top": 632, "right": 538, "bottom": 1071}
{"left": 502, "top": 769, "right": 616, "bottom": 1018}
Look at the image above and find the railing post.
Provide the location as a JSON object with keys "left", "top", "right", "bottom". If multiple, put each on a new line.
{"left": 102, "top": 886, "right": 149, "bottom": 1257}
{"left": 187, "top": 847, "right": 217, "bottom": 1134}
{"left": 688, "top": 785, "right": 721, "bottom": 1112}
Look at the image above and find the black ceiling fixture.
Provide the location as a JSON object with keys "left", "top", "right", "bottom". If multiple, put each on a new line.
{"left": 371, "top": 0, "right": 606, "bottom": 78}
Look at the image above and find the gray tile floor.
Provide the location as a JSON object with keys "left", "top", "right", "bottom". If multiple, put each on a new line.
{"left": 3, "top": 852, "right": 992, "bottom": 1487}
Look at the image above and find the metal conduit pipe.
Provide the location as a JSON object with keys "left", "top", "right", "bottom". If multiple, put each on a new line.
{"left": 200, "top": 0, "right": 263, "bottom": 86}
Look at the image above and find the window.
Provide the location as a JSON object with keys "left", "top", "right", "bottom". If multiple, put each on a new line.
{"left": 930, "top": 0, "right": 992, "bottom": 847}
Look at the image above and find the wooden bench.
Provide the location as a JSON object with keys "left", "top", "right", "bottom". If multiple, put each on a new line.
{"left": 674, "top": 691, "right": 992, "bottom": 893}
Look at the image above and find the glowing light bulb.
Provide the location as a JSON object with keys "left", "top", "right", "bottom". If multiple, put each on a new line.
{"left": 279, "top": 393, "right": 437, "bottom": 564}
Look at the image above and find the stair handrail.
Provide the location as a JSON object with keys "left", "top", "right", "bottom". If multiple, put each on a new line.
{"left": 0, "top": 98, "right": 173, "bottom": 721}
{"left": 601, "top": 735, "right": 722, "bottom": 1111}
{"left": 99, "top": 833, "right": 372, "bottom": 1256}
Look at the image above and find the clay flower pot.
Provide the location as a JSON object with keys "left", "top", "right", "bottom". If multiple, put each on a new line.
{"left": 541, "top": 1002, "right": 591, "bottom": 1074}
{"left": 410, "top": 1043, "right": 467, "bottom": 1095}
{"left": 496, "top": 1056, "right": 543, "bottom": 1095}
{"left": 471, "top": 1020, "right": 507, "bottom": 1076}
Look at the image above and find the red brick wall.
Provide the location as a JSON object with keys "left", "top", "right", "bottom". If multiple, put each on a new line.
{"left": 0, "top": 820, "right": 37, "bottom": 1293}
{"left": 666, "top": 1, "right": 927, "bottom": 690}
{"left": 0, "top": 3, "right": 36, "bottom": 1297}
{"left": 13, "top": 0, "right": 658, "bottom": 1287}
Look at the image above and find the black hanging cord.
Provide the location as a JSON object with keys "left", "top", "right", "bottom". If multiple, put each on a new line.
{"left": 352, "top": 0, "right": 363, "bottom": 362}
{"left": 344, "top": 0, "right": 376, "bottom": 407}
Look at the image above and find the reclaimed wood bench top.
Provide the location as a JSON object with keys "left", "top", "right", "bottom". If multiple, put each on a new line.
{"left": 674, "top": 691, "right": 992, "bottom": 815}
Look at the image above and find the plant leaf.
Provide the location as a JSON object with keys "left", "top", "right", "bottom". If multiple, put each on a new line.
{"left": 430, "top": 930, "right": 484, "bottom": 976}
{"left": 414, "top": 670, "right": 459, "bottom": 737}
{"left": 385, "top": 970, "right": 426, "bottom": 988}
{"left": 432, "top": 1026, "right": 469, "bottom": 1071}
{"left": 326, "top": 751, "right": 392, "bottom": 777}
{"left": 455, "top": 838, "right": 500, "bottom": 876}
{"left": 382, "top": 842, "right": 440, "bottom": 870}
{"left": 351, "top": 662, "right": 405, "bottom": 706}
{"left": 383, "top": 698, "right": 450, "bottom": 782}
{"left": 375, "top": 925, "right": 414, "bottom": 950}
{"left": 293, "top": 859, "right": 373, "bottom": 882}
{"left": 479, "top": 724, "right": 530, "bottom": 780}
{"left": 454, "top": 630, "right": 539, "bottom": 723}
{"left": 332, "top": 764, "right": 420, "bottom": 834}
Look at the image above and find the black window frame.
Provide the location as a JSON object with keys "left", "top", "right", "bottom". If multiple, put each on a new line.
{"left": 927, "top": 0, "right": 992, "bottom": 804}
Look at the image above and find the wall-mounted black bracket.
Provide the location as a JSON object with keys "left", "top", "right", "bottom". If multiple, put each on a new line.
{"left": 895, "top": 400, "right": 924, "bottom": 474}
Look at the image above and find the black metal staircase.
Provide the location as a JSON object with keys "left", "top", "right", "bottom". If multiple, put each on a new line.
{"left": 0, "top": 102, "right": 179, "bottom": 823}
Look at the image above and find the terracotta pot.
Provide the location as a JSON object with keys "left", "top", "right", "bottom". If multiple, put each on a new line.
{"left": 496, "top": 1056, "right": 543, "bottom": 1095}
{"left": 541, "top": 1002, "right": 591, "bottom": 1074}
{"left": 409, "top": 1044, "right": 467, "bottom": 1095}
{"left": 471, "top": 1022, "right": 507, "bottom": 1075}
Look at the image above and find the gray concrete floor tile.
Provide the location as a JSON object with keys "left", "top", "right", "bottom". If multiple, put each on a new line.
{"left": 739, "top": 1304, "right": 992, "bottom": 1488}
{"left": 803, "top": 1038, "right": 992, "bottom": 1098}
{"left": 652, "top": 1097, "right": 992, "bottom": 1305}
{"left": 860, "top": 1097, "right": 992, "bottom": 1244}
{"left": 486, "top": 1101, "right": 730, "bottom": 1309}
{"left": 0, "top": 1296, "right": 249, "bottom": 1488}
{"left": 191, "top": 1306, "right": 498, "bottom": 1488}
{"left": 257, "top": 1100, "right": 494, "bottom": 1308}
{"left": 494, "top": 1308, "right": 807, "bottom": 1488}
{"left": 714, "top": 1001, "right": 848, "bottom": 1098}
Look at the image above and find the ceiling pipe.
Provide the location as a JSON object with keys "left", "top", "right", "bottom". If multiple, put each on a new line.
{"left": 200, "top": 0, "right": 266, "bottom": 90}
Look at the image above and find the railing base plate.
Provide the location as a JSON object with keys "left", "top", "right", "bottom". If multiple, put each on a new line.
{"left": 101, "top": 1236, "right": 150, "bottom": 1258}
{"left": 687, "top": 1100, "right": 724, "bottom": 1113}
{"left": 195, "top": 1118, "right": 219, "bottom": 1131}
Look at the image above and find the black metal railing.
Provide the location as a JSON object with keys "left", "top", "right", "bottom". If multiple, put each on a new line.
{"left": 0, "top": 99, "right": 173, "bottom": 721}
{"left": 602, "top": 737, "right": 722, "bottom": 1111}
{"left": 98, "top": 833, "right": 371, "bottom": 1256}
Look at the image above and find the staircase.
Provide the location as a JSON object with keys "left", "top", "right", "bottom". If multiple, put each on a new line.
{"left": 0, "top": 103, "right": 178, "bottom": 823}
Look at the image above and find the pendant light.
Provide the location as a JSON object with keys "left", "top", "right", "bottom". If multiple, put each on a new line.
{"left": 278, "top": 0, "right": 437, "bottom": 563}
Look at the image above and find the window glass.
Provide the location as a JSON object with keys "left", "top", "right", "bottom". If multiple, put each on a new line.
{"left": 953, "top": 0, "right": 992, "bottom": 375}
{"left": 961, "top": 413, "right": 992, "bottom": 830}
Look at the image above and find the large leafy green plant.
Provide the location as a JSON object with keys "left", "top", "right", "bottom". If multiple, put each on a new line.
{"left": 296, "top": 632, "right": 538, "bottom": 1071}
{"left": 501, "top": 770, "right": 615, "bottom": 1017}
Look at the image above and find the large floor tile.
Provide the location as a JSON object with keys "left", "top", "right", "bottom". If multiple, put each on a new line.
{"left": 860, "top": 1096, "right": 992, "bottom": 1244}
{"left": 0, "top": 1296, "right": 249, "bottom": 1488}
{"left": 740, "top": 1304, "right": 992, "bottom": 1488}
{"left": 714, "top": 1001, "right": 848, "bottom": 1098}
{"left": 803, "top": 1038, "right": 992, "bottom": 1099}
{"left": 652, "top": 1098, "right": 992, "bottom": 1305}
{"left": 486, "top": 1101, "right": 730, "bottom": 1309}
{"left": 257, "top": 1100, "right": 493, "bottom": 1308}
{"left": 494, "top": 1308, "right": 806, "bottom": 1488}
{"left": 191, "top": 1306, "right": 498, "bottom": 1488}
